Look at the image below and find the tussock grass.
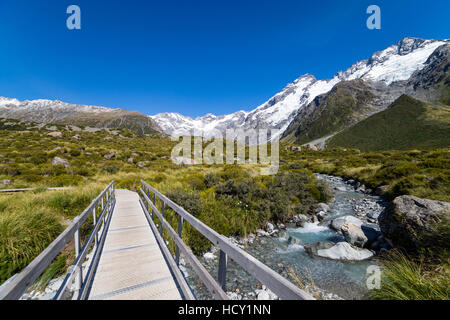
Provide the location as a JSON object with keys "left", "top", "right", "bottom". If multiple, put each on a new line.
{"left": 369, "top": 250, "right": 450, "bottom": 300}
{"left": 0, "top": 210, "right": 63, "bottom": 283}
{"left": 0, "top": 185, "right": 103, "bottom": 284}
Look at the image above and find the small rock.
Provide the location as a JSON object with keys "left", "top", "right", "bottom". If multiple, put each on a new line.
{"left": 47, "top": 131, "right": 62, "bottom": 137}
{"left": 51, "top": 157, "right": 70, "bottom": 167}
{"left": 103, "top": 152, "right": 116, "bottom": 160}
{"left": 278, "top": 223, "right": 286, "bottom": 230}
{"left": 256, "top": 229, "right": 270, "bottom": 237}
{"left": 0, "top": 179, "right": 12, "bottom": 185}
{"left": 316, "top": 211, "right": 327, "bottom": 222}
{"left": 265, "top": 222, "right": 275, "bottom": 233}
{"left": 315, "top": 203, "right": 330, "bottom": 213}
{"left": 137, "top": 161, "right": 150, "bottom": 168}
{"left": 203, "top": 252, "right": 215, "bottom": 260}
{"left": 257, "top": 291, "right": 270, "bottom": 300}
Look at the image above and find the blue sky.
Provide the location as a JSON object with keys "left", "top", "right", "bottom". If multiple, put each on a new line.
{"left": 0, "top": 0, "right": 449, "bottom": 117}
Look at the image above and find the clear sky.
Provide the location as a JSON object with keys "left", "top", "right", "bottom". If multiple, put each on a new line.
{"left": 0, "top": 0, "right": 449, "bottom": 117}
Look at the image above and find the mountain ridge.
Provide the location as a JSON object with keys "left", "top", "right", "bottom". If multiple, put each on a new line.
{"left": 0, "top": 97, "right": 162, "bottom": 135}
{"left": 152, "top": 37, "right": 448, "bottom": 140}
{"left": 1, "top": 37, "right": 448, "bottom": 141}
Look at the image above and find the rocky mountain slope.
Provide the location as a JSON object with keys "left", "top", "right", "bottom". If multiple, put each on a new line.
{"left": 282, "top": 42, "right": 450, "bottom": 145}
{"left": 152, "top": 37, "right": 448, "bottom": 141}
{"left": 0, "top": 98, "right": 162, "bottom": 135}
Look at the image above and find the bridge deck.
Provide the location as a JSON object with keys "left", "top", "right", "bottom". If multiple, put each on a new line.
{"left": 87, "top": 189, "right": 182, "bottom": 300}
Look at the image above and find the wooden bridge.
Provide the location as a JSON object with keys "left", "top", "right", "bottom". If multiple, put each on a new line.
{"left": 0, "top": 181, "right": 314, "bottom": 300}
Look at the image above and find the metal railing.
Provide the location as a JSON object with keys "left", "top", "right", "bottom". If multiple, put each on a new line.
{"left": 139, "top": 180, "right": 314, "bottom": 300}
{"left": 0, "top": 182, "right": 116, "bottom": 300}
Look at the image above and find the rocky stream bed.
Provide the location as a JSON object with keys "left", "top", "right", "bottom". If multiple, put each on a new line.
{"left": 182, "top": 174, "right": 390, "bottom": 300}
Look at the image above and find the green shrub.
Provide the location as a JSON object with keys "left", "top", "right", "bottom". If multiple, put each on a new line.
{"left": 184, "top": 174, "right": 206, "bottom": 191}
{"left": 204, "top": 173, "right": 219, "bottom": 188}
{"left": 219, "top": 166, "right": 250, "bottom": 181}
{"left": 69, "top": 149, "right": 81, "bottom": 157}
{"left": 21, "top": 174, "right": 43, "bottom": 183}
{"left": 30, "top": 152, "right": 47, "bottom": 165}
{"left": 166, "top": 189, "right": 202, "bottom": 217}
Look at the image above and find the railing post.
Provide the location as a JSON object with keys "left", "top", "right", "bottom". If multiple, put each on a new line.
{"left": 92, "top": 207, "right": 98, "bottom": 247}
{"left": 160, "top": 201, "right": 165, "bottom": 236}
{"left": 152, "top": 193, "right": 156, "bottom": 220}
{"left": 218, "top": 250, "right": 227, "bottom": 291}
{"left": 176, "top": 215, "right": 183, "bottom": 265}
{"left": 74, "top": 229, "right": 83, "bottom": 294}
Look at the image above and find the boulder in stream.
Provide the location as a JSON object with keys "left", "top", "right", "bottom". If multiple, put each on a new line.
{"left": 378, "top": 195, "right": 450, "bottom": 251}
{"left": 330, "top": 216, "right": 363, "bottom": 231}
{"left": 341, "top": 223, "right": 368, "bottom": 248}
{"left": 305, "top": 241, "right": 373, "bottom": 261}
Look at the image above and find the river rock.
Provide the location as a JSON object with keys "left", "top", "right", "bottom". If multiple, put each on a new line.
{"left": 315, "top": 203, "right": 330, "bottom": 213}
{"left": 265, "top": 222, "right": 275, "bottom": 233}
{"left": 287, "top": 236, "right": 302, "bottom": 246}
{"left": 316, "top": 242, "right": 373, "bottom": 261}
{"left": 203, "top": 252, "right": 215, "bottom": 260}
{"left": 316, "top": 211, "right": 327, "bottom": 222}
{"left": 294, "top": 214, "right": 310, "bottom": 227}
{"left": 341, "top": 223, "right": 368, "bottom": 248}
{"left": 378, "top": 195, "right": 450, "bottom": 251}
{"left": 330, "top": 216, "right": 363, "bottom": 231}
{"left": 255, "top": 287, "right": 278, "bottom": 300}
{"left": 256, "top": 229, "right": 270, "bottom": 237}
{"left": 304, "top": 241, "right": 335, "bottom": 256}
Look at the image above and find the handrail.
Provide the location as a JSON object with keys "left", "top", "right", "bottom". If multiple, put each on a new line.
{"left": 140, "top": 180, "right": 314, "bottom": 300}
{"left": 0, "top": 182, "right": 115, "bottom": 300}
{"left": 140, "top": 190, "right": 228, "bottom": 300}
{"left": 138, "top": 198, "right": 196, "bottom": 300}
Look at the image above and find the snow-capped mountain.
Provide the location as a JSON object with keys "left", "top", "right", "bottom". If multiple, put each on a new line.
{"left": 151, "top": 37, "right": 448, "bottom": 140}
{"left": 0, "top": 97, "right": 119, "bottom": 122}
{"left": 0, "top": 97, "right": 161, "bottom": 135}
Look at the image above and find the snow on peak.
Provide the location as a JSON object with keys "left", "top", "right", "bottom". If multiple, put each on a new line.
{"left": 338, "top": 38, "right": 446, "bottom": 84}
{"left": 151, "top": 37, "right": 448, "bottom": 141}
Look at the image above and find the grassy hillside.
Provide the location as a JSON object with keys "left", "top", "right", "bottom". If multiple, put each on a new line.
{"left": 327, "top": 95, "right": 450, "bottom": 152}
{"left": 281, "top": 146, "right": 450, "bottom": 202}
{"left": 0, "top": 118, "right": 331, "bottom": 284}
{"left": 62, "top": 110, "right": 162, "bottom": 135}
